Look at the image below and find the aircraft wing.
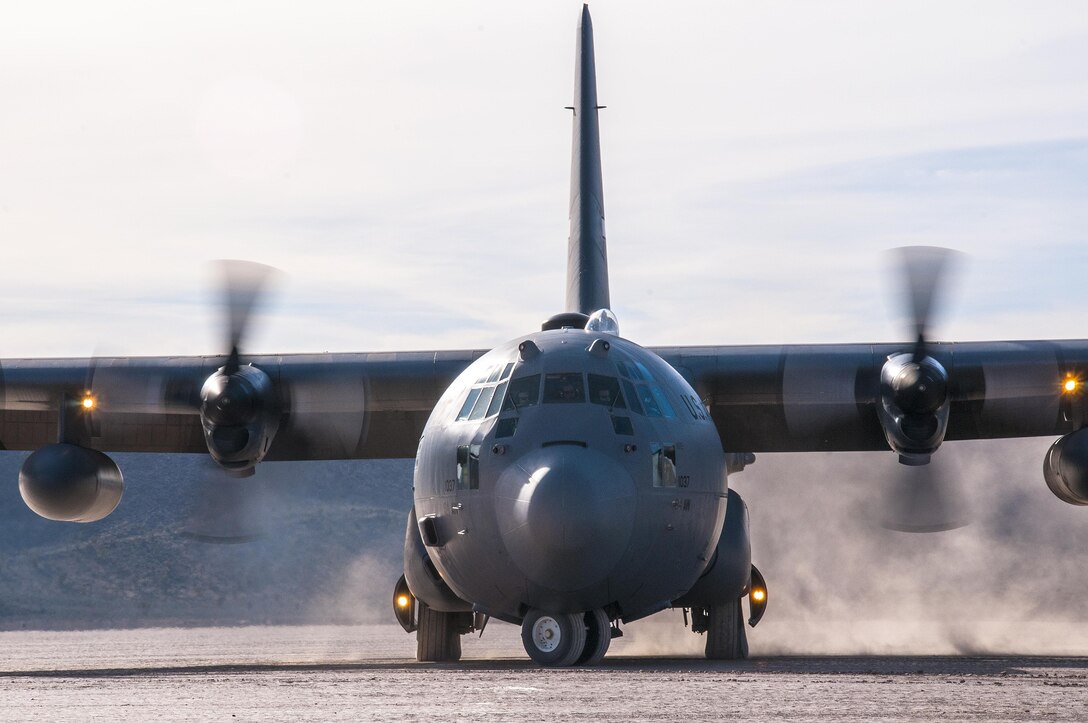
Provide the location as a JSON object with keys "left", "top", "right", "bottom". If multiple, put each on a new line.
{"left": 0, "top": 351, "right": 484, "bottom": 459}
{"left": 2, "top": 338, "right": 1082, "bottom": 460}
{"left": 655, "top": 340, "right": 1088, "bottom": 452}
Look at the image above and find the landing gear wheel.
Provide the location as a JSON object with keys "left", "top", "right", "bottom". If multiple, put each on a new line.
{"left": 521, "top": 610, "right": 587, "bottom": 667}
{"left": 705, "top": 598, "right": 749, "bottom": 660}
{"left": 575, "top": 608, "right": 612, "bottom": 666}
{"left": 416, "top": 603, "right": 462, "bottom": 662}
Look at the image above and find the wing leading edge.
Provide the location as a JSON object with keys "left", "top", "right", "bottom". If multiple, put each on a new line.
{"left": 2, "top": 339, "right": 1081, "bottom": 459}
{"left": 0, "top": 351, "right": 485, "bottom": 459}
{"left": 657, "top": 339, "right": 1088, "bottom": 452}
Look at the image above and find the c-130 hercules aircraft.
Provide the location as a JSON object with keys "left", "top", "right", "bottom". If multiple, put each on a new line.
{"left": 8, "top": 5, "right": 1088, "bottom": 666}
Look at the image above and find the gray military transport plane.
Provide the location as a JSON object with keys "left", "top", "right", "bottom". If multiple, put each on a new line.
{"left": 7, "top": 5, "right": 1088, "bottom": 667}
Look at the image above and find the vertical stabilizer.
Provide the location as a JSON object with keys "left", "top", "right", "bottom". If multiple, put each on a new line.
{"left": 566, "top": 4, "right": 610, "bottom": 315}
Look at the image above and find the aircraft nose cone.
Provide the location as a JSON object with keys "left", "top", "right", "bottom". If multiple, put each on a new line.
{"left": 496, "top": 445, "right": 636, "bottom": 592}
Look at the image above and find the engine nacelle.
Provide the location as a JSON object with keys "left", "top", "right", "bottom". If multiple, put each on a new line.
{"left": 19, "top": 444, "right": 124, "bottom": 522}
{"left": 877, "top": 352, "right": 951, "bottom": 464}
{"left": 1044, "top": 429, "right": 1088, "bottom": 505}
{"left": 200, "top": 364, "right": 280, "bottom": 473}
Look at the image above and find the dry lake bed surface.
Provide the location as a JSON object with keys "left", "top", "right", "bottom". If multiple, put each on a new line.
{"left": 1, "top": 623, "right": 1087, "bottom": 721}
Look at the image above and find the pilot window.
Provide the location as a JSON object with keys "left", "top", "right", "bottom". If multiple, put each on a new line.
{"left": 652, "top": 444, "right": 678, "bottom": 487}
{"left": 622, "top": 379, "right": 643, "bottom": 415}
{"left": 468, "top": 386, "right": 496, "bottom": 421}
{"left": 650, "top": 385, "right": 676, "bottom": 418}
{"left": 504, "top": 374, "right": 541, "bottom": 410}
{"left": 456, "top": 388, "right": 483, "bottom": 421}
{"left": 543, "top": 372, "right": 586, "bottom": 403}
{"left": 588, "top": 374, "right": 625, "bottom": 409}
{"left": 615, "top": 358, "right": 676, "bottom": 419}
{"left": 638, "top": 384, "right": 662, "bottom": 417}
{"left": 485, "top": 380, "right": 508, "bottom": 417}
{"left": 455, "top": 361, "right": 516, "bottom": 421}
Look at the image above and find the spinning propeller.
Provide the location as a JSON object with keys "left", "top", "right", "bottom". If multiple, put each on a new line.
{"left": 185, "top": 261, "right": 283, "bottom": 540}
{"left": 877, "top": 246, "right": 969, "bottom": 533}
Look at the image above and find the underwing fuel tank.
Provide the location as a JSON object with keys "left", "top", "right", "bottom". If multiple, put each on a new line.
{"left": 18, "top": 443, "right": 124, "bottom": 522}
{"left": 1044, "top": 428, "right": 1088, "bottom": 505}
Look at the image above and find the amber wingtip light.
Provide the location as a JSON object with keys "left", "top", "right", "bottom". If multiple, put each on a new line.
{"left": 81, "top": 396, "right": 96, "bottom": 410}
{"left": 397, "top": 595, "right": 410, "bottom": 608}
{"left": 752, "top": 589, "right": 766, "bottom": 602}
{"left": 1064, "top": 378, "right": 1079, "bottom": 393}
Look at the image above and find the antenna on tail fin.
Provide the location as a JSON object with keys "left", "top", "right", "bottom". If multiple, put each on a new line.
{"left": 566, "top": 4, "right": 610, "bottom": 316}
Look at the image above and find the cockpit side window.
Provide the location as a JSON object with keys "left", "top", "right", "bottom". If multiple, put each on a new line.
{"left": 485, "top": 380, "right": 509, "bottom": 417}
{"left": 638, "top": 384, "right": 662, "bottom": 417}
{"left": 650, "top": 385, "right": 676, "bottom": 419}
{"left": 616, "top": 356, "right": 676, "bottom": 419}
{"left": 543, "top": 372, "right": 586, "bottom": 403}
{"left": 456, "top": 360, "right": 518, "bottom": 421}
{"left": 622, "top": 379, "right": 643, "bottom": 415}
{"left": 468, "top": 386, "right": 496, "bottom": 421}
{"left": 503, "top": 374, "right": 541, "bottom": 411}
{"left": 588, "top": 374, "right": 625, "bottom": 409}
{"left": 456, "top": 387, "right": 483, "bottom": 421}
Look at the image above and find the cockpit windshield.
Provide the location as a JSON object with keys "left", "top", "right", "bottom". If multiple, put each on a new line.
{"left": 504, "top": 374, "right": 542, "bottom": 411}
{"left": 543, "top": 372, "right": 585, "bottom": 403}
{"left": 588, "top": 374, "right": 625, "bottom": 409}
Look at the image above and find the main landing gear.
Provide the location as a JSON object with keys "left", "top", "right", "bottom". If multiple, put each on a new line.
{"left": 520, "top": 608, "right": 615, "bottom": 667}
{"left": 685, "top": 565, "right": 769, "bottom": 660}
{"left": 703, "top": 598, "right": 749, "bottom": 660}
{"left": 416, "top": 603, "right": 472, "bottom": 662}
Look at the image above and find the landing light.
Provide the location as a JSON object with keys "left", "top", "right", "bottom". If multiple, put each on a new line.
{"left": 752, "top": 589, "right": 766, "bottom": 602}
{"left": 397, "top": 595, "right": 410, "bottom": 608}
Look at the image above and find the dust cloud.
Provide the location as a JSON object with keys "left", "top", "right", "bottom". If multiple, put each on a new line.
{"left": 617, "top": 437, "right": 1088, "bottom": 657}
{"left": 305, "top": 554, "right": 402, "bottom": 625}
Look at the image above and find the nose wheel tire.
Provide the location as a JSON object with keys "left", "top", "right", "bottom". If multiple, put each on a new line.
{"left": 575, "top": 608, "right": 612, "bottom": 666}
{"left": 705, "top": 598, "right": 749, "bottom": 660}
{"left": 521, "top": 610, "right": 587, "bottom": 667}
{"left": 417, "top": 603, "right": 462, "bottom": 662}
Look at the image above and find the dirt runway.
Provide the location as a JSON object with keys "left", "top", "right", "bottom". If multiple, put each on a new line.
{"left": 1, "top": 625, "right": 1085, "bottom": 721}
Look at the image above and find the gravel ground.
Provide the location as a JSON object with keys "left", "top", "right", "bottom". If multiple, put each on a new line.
{"left": 1, "top": 625, "right": 1086, "bottom": 721}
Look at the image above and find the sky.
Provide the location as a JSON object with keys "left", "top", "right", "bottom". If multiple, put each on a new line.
{"left": 1, "top": 1, "right": 1088, "bottom": 357}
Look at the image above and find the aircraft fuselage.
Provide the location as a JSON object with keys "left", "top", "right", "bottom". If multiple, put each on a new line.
{"left": 413, "top": 327, "right": 729, "bottom": 624}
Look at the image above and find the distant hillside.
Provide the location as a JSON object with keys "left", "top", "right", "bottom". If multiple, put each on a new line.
{"left": 0, "top": 452, "right": 414, "bottom": 630}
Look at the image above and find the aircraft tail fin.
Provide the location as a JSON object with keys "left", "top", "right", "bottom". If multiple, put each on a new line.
{"left": 565, "top": 4, "right": 610, "bottom": 316}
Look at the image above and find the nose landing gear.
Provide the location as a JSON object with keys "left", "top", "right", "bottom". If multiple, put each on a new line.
{"left": 520, "top": 608, "right": 614, "bottom": 666}
{"left": 521, "top": 610, "right": 586, "bottom": 666}
{"left": 575, "top": 608, "right": 612, "bottom": 666}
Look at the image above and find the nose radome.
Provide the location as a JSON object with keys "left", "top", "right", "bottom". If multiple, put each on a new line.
{"left": 496, "top": 445, "right": 636, "bottom": 592}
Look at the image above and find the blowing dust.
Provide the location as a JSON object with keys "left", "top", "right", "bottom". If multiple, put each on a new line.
{"left": 617, "top": 436, "right": 1088, "bottom": 657}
